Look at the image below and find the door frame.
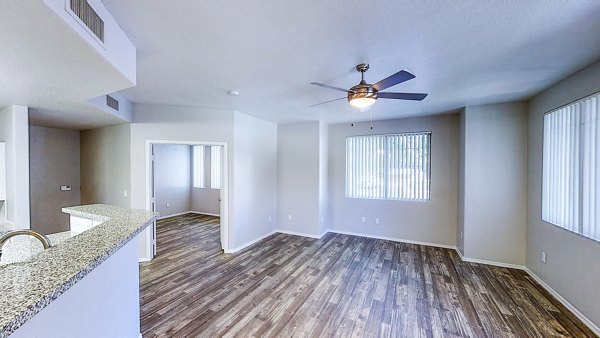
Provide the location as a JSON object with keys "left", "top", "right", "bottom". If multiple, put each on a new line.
{"left": 144, "top": 139, "right": 230, "bottom": 257}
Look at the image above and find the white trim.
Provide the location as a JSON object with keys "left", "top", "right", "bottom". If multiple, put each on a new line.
{"left": 524, "top": 268, "right": 600, "bottom": 336}
{"left": 138, "top": 256, "right": 151, "bottom": 263}
{"left": 137, "top": 333, "right": 142, "bottom": 338}
{"left": 453, "top": 250, "right": 599, "bottom": 335}
{"left": 145, "top": 139, "right": 230, "bottom": 255}
{"left": 156, "top": 211, "right": 221, "bottom": 220}
{"left": 454, "top": 249, "right": 526, "bottom": 270}
{"left": 328, "top": 229, "right": 457, "bottom": 250}
{"left": 224, "top": 230, "right": 277, "bottom": 254}
{"left": 156, "top": 211, "right": 187, "bottom": 220}
{"left": 276, "top": 229, "right": 328, "bottom": 239}
{"left": 189, "top": 211, "right": 220, "bottom": 217}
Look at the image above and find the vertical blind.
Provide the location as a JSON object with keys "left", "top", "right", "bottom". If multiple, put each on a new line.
{"left": 210, "top": 146, "right": 222, "bottom": 189}
{"left": 193, "top": 146, "right": 205, "bottom": 188}
{"left": 543, "top": 92, "right": 600, "bottom": 241}
{"left": 346, "top": 132, "right": 431, "bottom": 201}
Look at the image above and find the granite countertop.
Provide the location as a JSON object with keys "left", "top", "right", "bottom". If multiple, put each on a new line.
{"left": 0, "top": 204, "right": 158, "bottom": 337}
{"left": 0, "top": 231, "right": 73, "bottom": 266}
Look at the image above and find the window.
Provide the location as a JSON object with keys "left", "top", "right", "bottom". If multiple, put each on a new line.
{"left": 210, "top": 146, "right": 222, "bottom": 189}
{"left": 346, "top": 132, "right": 431, "bottom": 201}
{"left": 193, "top": 146, "right": 205, "bottom": 188}
{"left": 543, "top": 92, "right": 600, "bottom": 241}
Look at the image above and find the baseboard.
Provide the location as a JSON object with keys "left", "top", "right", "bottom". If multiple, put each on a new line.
{"left": 328, "top": 229, "right": 457, "bottom": 250}
{"left": 453, "top": 250, "right": 599, "bottom": 335}
{"left": 138, "top": 256, "right": 152, "bottom": 263}
{"left": 455, "top": 249, "right": 526, "bottom": 270}
{"left": 276, "top": 229, "right": 329, "bottom": 239}
{"left": 189, "top": 211, "right": 220, "bottom": 217}
{"left": 157, "top": 210, "right": 220, "bottom": 220}
{"left": 224, "top": 230, "right": 277, "bottom": 254}
{"left": 524, "top": 268, "right": 600, "bottom": 336}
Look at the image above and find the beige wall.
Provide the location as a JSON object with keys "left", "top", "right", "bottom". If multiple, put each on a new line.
{"left": 461, "top": 102, "right": 528, "bottom": 265}
{"left": 527, "top": 60, "right": 600, "bottom": 327}
{"left": 29, "top": 126, "right": 81, "bottom": 234}
{"left": 80, "top": 124, "right": 131, "bottom": 208}
{"left": 328, "top": 114, "right": 459, "bottom": 247}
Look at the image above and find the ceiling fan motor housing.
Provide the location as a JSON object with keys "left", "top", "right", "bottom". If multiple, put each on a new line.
{"left": 348, "top": 80, "right": 378, "bottom": 103}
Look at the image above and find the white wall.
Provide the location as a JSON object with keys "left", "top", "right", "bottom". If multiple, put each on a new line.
{"left": 80, "top": 124, "right": 131, "bottom": 208}
{"left": 153, "top": 144, "right": 192, "bottom": 217}
{"left": 44, "top": 0, "right": 136, "bottom": 84}
{"left": 277, "top": 122, "right": 321, "bottom": 236}
{"left": 29, "top": 126, "right": 81, "bottom": 234}
{"left": 10, "top": 238, "right": 141, "bottom": 338}
{"left": 457, "top": 109, "right": 466, "bottom": 254}
{"left": 328, "top": 115, "right": 459, "bottom": 247}
{"left": 130, "top": 104, "right": 234, "bottom": 257}
{"left": 232, "top": 112, "right": 278, "bottom": 249}
{"left": 460, "top": 102, "right": 528, "bottom": 266}
{"left": 131, "top": 105, "right": 278, "bottom": 254}
{"left": 0, "top": 105, "right": 30, "bottom": 229}
{"left": 527, "top": 60, "right": 600, "bottom": 328}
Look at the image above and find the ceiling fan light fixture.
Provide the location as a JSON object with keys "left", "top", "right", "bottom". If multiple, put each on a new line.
{"left": 349, "top": 96, "right": 376, "bottom": 108}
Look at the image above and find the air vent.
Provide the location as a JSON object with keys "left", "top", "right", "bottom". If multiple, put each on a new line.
{"left": 106, "top": 95, "right": 119, "bottom": 111}
{"left": 69, "top": 0, "right": 104, "bottom": 42}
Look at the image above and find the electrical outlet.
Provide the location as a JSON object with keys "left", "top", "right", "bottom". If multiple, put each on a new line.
{"left": 361, "top": 217, "right": 366, "bottom": 223}
{"left": 460, "top": 231, "right": 463, "bottom": 239}
{"left": 375, "top": 217, "right": 380, "bottom": 225}
{"left": 166, "top": 202, "right": 170, "bottom": 208}
{"left": 541, "top": 251, "right": 547, "bottom": 264}
{"left": 123, "top": 190, "right": 128, "bottom": 198}
{"left": 268, "top": 216, "right": 272, "bottom": 222}
{"left": 288, "top": 214, "right": 292, "bottom": 221}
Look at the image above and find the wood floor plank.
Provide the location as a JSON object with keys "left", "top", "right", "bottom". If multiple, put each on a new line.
{"left": 139, "top": 214, "right": 598, "bottom": 338}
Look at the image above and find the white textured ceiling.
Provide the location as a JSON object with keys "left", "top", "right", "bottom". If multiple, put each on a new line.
{"left": 0, "top": 1, "right": 133, "bottom": 130}
{"left": 102, "top": 0, "right": 600, "bottom": 123}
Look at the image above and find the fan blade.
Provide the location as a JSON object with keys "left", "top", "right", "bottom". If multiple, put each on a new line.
{"left": 309, "top": 97, "right": 347, "bottom": 107}
{"left": 377, "top": 92, "right": 428, "bottom": 101}
{"left": 310, "top": 82, "right": 353, "bottom": 93}
{"left": 372, "top": 70, "right": 415, "bottom": 91}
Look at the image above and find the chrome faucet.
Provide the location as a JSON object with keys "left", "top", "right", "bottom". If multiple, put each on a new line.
{"left": 0, "top": 230, "right": 52, "bottom": 260}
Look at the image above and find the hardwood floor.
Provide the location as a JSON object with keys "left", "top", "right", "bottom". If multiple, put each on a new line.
{"left": 139, "top": 214, "right": 596, "bottom": 337}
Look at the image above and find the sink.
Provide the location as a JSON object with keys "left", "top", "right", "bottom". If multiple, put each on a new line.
{"left": 0, "top": 231, "right": 71, "bottom": 266}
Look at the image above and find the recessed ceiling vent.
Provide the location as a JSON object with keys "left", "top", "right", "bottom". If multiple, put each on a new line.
{"left": 69, "top": 0, "right": 104, "bottom": 42}
{"left": 106, "top": 95, "right": 119, "bottom": 111}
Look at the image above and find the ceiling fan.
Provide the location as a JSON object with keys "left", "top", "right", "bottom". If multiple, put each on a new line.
{"left": 310, "top": 63, "right": 428, "bottom": 108}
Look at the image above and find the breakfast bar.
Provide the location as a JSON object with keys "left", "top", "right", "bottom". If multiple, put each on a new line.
{"left": 0, "top": 204, "right": 157, "bottom": 338}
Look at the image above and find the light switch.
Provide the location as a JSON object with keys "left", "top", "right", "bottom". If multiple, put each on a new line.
{"left": 60, "top": 185, "right": 71, "bottom": 191}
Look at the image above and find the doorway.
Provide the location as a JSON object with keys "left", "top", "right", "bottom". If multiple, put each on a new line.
{"left": 144, "top": 140, "right": 229, "bottom": 259}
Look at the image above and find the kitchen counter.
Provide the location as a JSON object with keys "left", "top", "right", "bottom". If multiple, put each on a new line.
{"left": 0, "top": 204, "right": 158, "bottom": 337}
{"left": 0, "top": 231, "right": 72, "bottom": 266}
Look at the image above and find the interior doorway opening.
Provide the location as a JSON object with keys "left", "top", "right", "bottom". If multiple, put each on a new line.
{"left": 144, "top": 140, "right": 229, "bottom": 259}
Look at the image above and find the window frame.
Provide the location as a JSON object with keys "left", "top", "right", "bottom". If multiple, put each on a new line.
{"left": 345, "top": 131, "right": 432, "bottom": 202}
{"left": 210, "top": 145, "right": 222, "bottom": 190}
{"left": 541, "top": 90, "right": 600, "bottom": 243}
{"left": 192, "top": 145, "right": 205, "bottom": 189}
